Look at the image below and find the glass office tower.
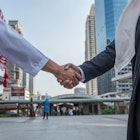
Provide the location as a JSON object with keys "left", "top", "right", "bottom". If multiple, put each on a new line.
{"left": 105, "top": 0, "right": 127, "bottom": 42}
{"left": 95, "top": 0, "right": 128, "bottom": 95}
{"left": 95, "top": 0, "right": 127, "bottom": 52}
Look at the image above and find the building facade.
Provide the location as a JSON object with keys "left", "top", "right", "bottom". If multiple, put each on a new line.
{"left": 94, "top": 0, "right": 130, "bottom": 95}
{"left": 8, "top": 21, "right": 23, "bottom": 87}
{"left": 23, "top": 72, "right": 34, "bottom": 96}
{"left": 85, "top": 4, "right": 98, "bottom": 96}
{"left": 8, "top": 20, "right": 34, "bottom": 96}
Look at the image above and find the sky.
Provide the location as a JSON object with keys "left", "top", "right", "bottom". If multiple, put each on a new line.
{"left": 0, "top": 0, "right": 94, "bottom": 97}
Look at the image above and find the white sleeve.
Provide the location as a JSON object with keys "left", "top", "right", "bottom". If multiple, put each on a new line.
{"left": 0, "top": 19, "right": 49, "bottom": 76}
{"left": 78, "top": 67, "right": 85, "bottom": 82}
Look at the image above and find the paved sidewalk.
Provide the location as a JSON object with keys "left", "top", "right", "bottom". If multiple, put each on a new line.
{"left": 0, "top": 115, "right": 128, "bottom": 140}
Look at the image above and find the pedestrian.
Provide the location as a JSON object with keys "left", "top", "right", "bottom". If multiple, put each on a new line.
{"left": 68, "top": 108, "right": 73, "bottom": 116}
{"left": 43, "top": 98, "right": 50, "bottom": 119}
{"left": 29, "top": 98, "right": 35, "bottom": 117}
{"left": 60, "top": 0, "right": 140, "bottom": 139}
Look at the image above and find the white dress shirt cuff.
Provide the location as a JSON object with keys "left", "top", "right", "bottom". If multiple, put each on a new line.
{"left": 78, "top": 67, "right": 85, "bottom": 82}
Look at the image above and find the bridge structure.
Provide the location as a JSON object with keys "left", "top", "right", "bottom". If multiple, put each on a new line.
{"left": 0, "top": 94, "right": 130, "bottom": 116}
{"left": 0, "top": 70, "right": 132, "bottom": 117}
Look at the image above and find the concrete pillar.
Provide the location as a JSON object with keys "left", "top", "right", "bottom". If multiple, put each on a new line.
{"left": 16, "top": 103, "right": 19, "bottom": 116}
{"left": 114, "top": 102, "right": 119, "bottom": 114}
{"left": 97, "top": 103, "right": 101, "bottom": 115}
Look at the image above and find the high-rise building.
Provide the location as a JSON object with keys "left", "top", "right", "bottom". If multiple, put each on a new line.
{"left": 85, "top": 4, "right": 98, "bottom": 95}
{"left": 22, "top": 72, "right": 34, "bottom": 95}
{"left": 8, "top": 20, "right": 34, "bottom": 95}
{"left": 104, "top": 0, "right": 127, "bottom": 42}
{"left": 95, "top": 0, "right": 132, "bottom": 95}
{"left": 29, "top": 75, "right": 34, "bottom": 95}
{"left": 8, "top": 21, "right": 23, "bottom": 87}
{"left": 95, "top": 0, "right": 127, "bottom": 52}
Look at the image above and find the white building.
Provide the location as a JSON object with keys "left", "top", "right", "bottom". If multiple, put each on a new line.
{"left": 2, "top": 86, "right": 30, "bottom": 100}
{"left": 85, "top": 4, "right": 98, "bottom": 96}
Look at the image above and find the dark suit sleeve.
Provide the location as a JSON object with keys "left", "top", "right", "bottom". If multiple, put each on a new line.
{"left": 79, "top": 40, "right": 116, "bottom": 82}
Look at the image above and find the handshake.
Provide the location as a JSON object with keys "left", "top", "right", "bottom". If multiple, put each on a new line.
{"left": 57, "top": 63, "right": 82, "bottom": 89}
{"left": 42, "top": 60, "right": 82, "bottom": 88}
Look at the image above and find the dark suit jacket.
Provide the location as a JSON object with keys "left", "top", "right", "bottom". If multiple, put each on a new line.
{"left": 78, "top": 15, "right": 140, "bottom": 139}
{"left": 78, "top": 16, "right": 140, "bottom": 140}
{"left": 79, "top": 40, "right": 116, "bottom": 83}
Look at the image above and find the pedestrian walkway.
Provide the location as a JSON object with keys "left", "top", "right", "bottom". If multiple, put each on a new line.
{"left": 0, "top": 115, "right": 128, "bottom": 140}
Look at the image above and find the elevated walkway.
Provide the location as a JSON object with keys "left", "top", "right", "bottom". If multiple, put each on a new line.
{"left": 0, "top": 94, "right": 130, "bottom": 116}
{"left": 0, "top": 94, "right": 130, "bottom": 104}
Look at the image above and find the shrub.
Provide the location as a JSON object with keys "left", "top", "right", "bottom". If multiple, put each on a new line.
{"left": 102, "top": 107, "right": 115, "bottom": 114}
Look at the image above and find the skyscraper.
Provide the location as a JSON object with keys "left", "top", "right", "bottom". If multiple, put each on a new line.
{"left": 95, "top": 0, "right": 129, "bottom": 95}
{"left": 22, "top": 72, "right": 34, "bottom": 95}
{"left": 104, "top": 0, "right": 127, "bottom": 42}
{"left": 8, "top": 21, "right": 23, "bottom": 87}
{"left": 8, "top": 20, "right": 34, "bottom": 95}
{"left": 95, "top": 0, "right": 128, "bottom": 51}
{"left": 85, "top": 4, "right": 98, "bottom": 95}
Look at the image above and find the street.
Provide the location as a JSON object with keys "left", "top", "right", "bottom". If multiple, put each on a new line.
{"left": 0, "top": 115, "right": 128, "bottom": 140}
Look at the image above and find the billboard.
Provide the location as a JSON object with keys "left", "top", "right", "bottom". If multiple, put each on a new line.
{"left": 11, "top": 87, "right": 25, "bottom": 96}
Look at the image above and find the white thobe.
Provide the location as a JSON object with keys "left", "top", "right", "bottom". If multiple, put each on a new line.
{"left": 0, "top": 19, "right": 49, "bottom": 76}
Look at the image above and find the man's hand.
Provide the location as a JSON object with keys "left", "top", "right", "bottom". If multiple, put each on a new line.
{"left": 64, "top": 63, "right": 80, "bottom": 74}
{"left": 42, "top": 60, "right": 81, "bottom": 89}
{"left": 58, "top": 63, "right": 81, "bottom": 88}
{"left": 55, "top": 66, "right": 81, "bottom": 89}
